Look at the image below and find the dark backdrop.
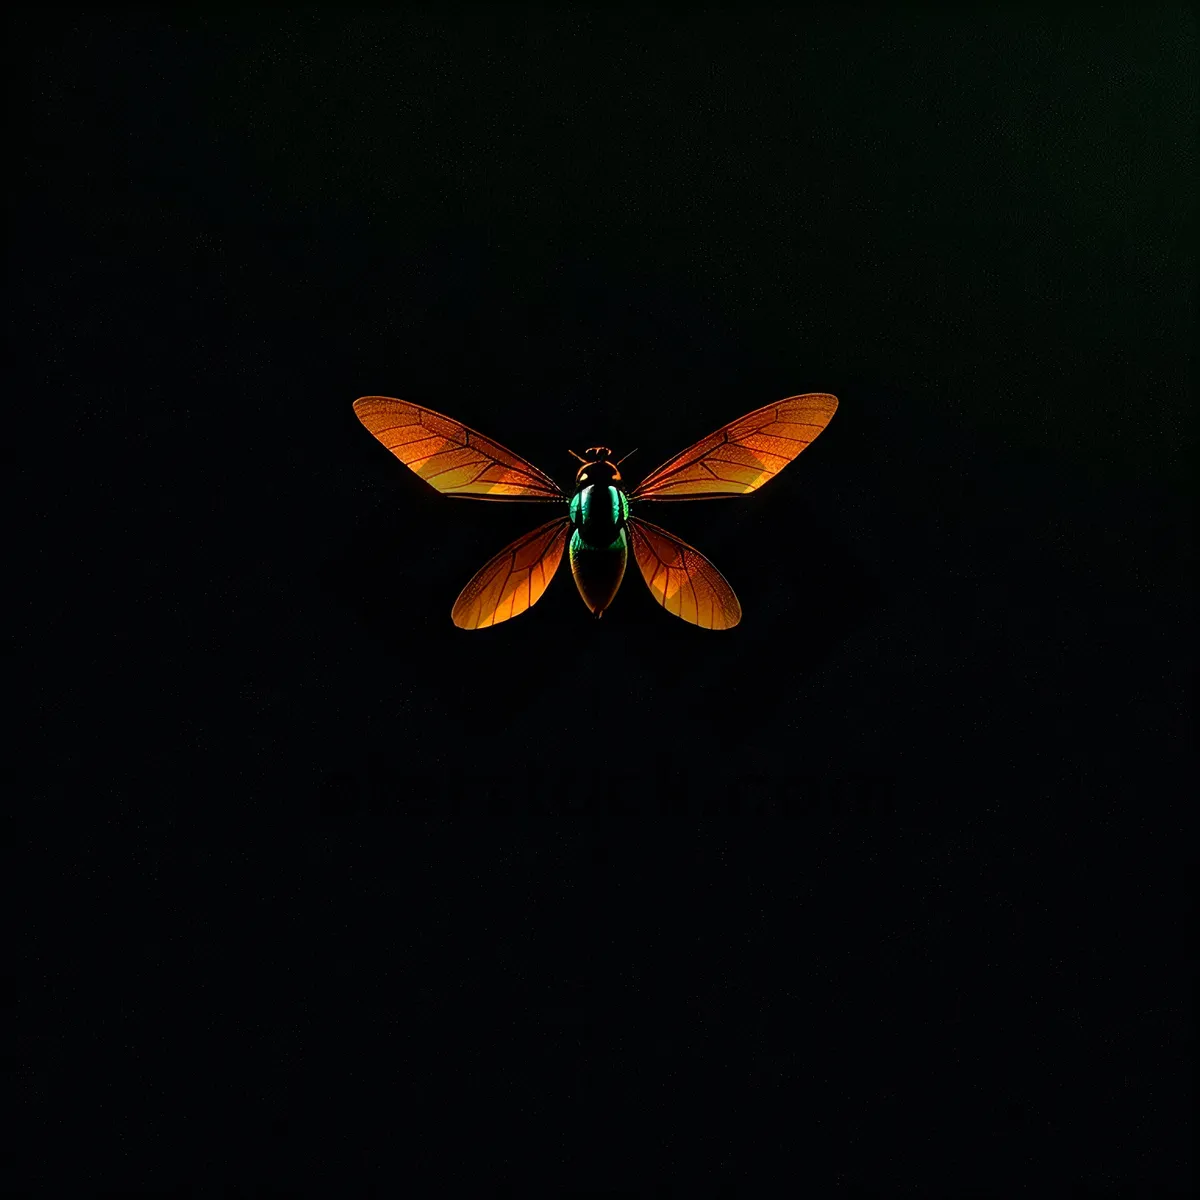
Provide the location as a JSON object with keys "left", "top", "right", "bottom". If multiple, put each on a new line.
{"left": 13, "top": 7, "right": 1194, "bottom": 1192}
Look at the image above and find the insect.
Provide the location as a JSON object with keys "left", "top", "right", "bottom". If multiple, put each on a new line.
{"left": 353, "top": 392, "right": 838, "bottom": 629}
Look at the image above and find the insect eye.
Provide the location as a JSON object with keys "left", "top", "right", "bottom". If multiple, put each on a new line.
{"left": 579, "top": 472, "right": 588, "bottom": 483}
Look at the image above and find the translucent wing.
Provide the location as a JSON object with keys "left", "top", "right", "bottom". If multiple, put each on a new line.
{"left": 627, "top": 517, "right": 742, "bottom": 630}
{"left": 630, "top": 393, "right": 838, "bottom": 501}
{"left": 452, "top": 517, "right": 571, "bottom": 629}
{"left": 354, "top": 396, "right": 566, "bottom": 500}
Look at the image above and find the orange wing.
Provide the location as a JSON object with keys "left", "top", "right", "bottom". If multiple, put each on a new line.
{"left": 353, "top": 396, "right": 565, "bottom": 500}
{"left": 452, "top": 517, "right": 571, "bottom": 629}
{"left": 630, "top": 393, "right": 838, "bottom": 500}
{"left": 627, "top": 517, "right": 742, "bottom": 630}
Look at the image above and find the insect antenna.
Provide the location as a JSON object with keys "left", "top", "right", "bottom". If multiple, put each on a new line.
{"left": 568, "top": 448, "right": 588, "bottom": 463}
{"left": 616, "top": 448, "right": 638, "bottom": 465}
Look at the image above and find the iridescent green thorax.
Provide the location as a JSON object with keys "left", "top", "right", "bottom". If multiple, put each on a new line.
{"left": 570, "top": 484, "right": 630, "bottom": 550}
{"left": 570, "top": 455, "right": 627, "bottom": 539}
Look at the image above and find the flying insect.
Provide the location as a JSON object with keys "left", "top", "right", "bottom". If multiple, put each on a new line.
{"left": 352, "top": 392, "right": 838, "bottom": 629}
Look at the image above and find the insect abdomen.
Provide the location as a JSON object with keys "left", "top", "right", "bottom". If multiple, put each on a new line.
{"left": 569, "top": 528, "right": 628, "bottom": 617}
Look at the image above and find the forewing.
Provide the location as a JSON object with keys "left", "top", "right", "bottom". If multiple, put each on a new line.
{"left": 630, "top": 393, "right": 838, "bottom": 500}
{"left": 627, "top": 517, "right": 741, "bottom": 630}
{"left": 354, "top": 396, "right": 565, "bottom": 500}
{"left": 452, "top": 517, "right": 571, "bottom": 629}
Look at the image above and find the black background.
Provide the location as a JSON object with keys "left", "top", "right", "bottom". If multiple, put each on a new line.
{"left": 13, "top": 7, "right": 1194, "bottom": 1193}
